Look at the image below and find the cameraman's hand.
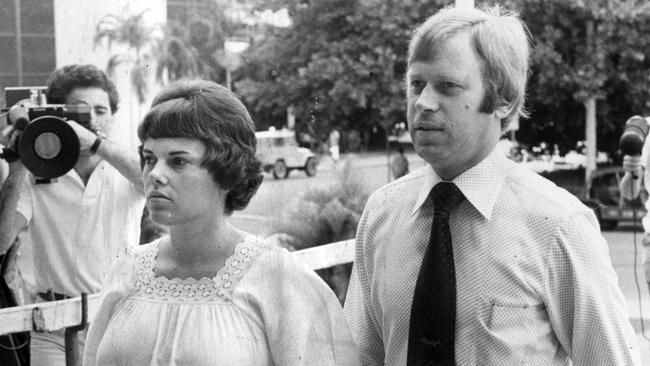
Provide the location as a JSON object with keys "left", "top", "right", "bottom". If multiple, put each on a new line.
{"left": 1, "top": 129, "right": 26, "bottom": 180}
{"left": 0, "top": 128, "right": 24, "bottom": 168}
{"left": 67, "top": 120, "right": 102, "bottom": 151}
{"left": 623, "top": 155, "right": 643, "bottom": 179}
{"left": 0, "top": 124, "right": 15, "bottom": 147}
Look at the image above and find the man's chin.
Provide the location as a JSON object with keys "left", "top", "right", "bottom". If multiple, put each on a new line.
{"left": 414, "top": 144, "right": 447, "bottom": 161}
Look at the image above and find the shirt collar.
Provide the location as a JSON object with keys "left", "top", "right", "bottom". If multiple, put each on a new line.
{"left": 411, "top": 149, "right": 507, "bottom": 220}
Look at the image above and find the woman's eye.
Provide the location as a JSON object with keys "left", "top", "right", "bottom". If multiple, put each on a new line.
{"left": 171, "top": 157, "right": 189, "bottom": 167}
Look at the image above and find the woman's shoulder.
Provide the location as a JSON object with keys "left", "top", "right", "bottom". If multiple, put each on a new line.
{"left": 241, "top": 237, "right": 329, "bottom": 292}
{"left": 246, "top": 236, "right": 307, "bottom": 273}
{"left": 127, "top": 239, "right": 161, "bottom": 267}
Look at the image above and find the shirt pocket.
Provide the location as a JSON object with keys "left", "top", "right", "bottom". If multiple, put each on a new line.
{"left": 474, "top": 296, "right": 561, "bottom": 365}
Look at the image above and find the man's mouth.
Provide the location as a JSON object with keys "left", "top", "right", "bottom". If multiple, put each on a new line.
{"left": 415, "top": 125, "right": 443, "bottom": 132}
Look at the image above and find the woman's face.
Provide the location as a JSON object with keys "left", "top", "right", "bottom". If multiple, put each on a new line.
{"left": 142, "top": 137, "right": 227, "bottom": 227}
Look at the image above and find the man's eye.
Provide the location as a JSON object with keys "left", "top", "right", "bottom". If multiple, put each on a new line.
{"left": 438, "top": 81, "right": 461, "bottom": 95}
{"left": 409, "top": 80, "right": 426, "bottom": 94}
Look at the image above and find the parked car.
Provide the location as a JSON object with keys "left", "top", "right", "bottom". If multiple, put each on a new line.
{"left": 255, "top": 128, "right": 318, "bottom": 179}
{"left": 582, "top": 166, "right": 647, "bottom": 230}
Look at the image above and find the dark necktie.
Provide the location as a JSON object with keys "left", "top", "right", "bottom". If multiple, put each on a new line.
{"left": 407, "top": 182, "right": 465, "bottom": 366}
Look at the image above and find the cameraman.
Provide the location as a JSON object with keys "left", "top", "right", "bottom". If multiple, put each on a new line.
{"left": 0, "top": 64, "right": 145, "bottom": 366}
{"left": 619, "top": 116, "right": 650, "bottom": 294}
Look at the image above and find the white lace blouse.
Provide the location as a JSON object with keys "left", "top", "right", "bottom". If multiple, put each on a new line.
{"left": 83, "top": 236, "right": 360, "bottom": 366}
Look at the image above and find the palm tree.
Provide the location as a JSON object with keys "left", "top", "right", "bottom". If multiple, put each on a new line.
{"left": 154, "top": 19, "right": 218, "bottom": 84}
{"left": 94, "top": 8, "right": 155, "bottom": 104}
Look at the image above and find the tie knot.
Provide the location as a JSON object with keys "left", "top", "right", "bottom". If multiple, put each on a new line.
{"left": 431, "top": 182, "right": 465, "bottom": 217}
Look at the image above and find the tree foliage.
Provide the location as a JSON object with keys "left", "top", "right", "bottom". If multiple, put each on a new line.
{"left": 238, "top": 0, "right": 452, "bottom": 147}
{"left": 94, "top": 9, "right": 155, "bottom": 104}
{"left": 238, "top": 0, "right": 650, "bottom": 155}
{"left": 509, "top": 0, "right": 650, "bottom": 155}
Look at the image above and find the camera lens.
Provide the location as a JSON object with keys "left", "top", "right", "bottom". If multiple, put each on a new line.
{"left": 33, "top": 131, "right": 62, "bottom": 159}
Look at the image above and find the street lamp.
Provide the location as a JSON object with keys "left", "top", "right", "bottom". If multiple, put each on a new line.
{"left": 224, "top": 38, "right": 250, "bottom": 90}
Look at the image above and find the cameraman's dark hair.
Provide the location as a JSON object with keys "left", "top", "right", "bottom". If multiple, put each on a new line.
{"left": 138, "top": 80, "right": 263, "bottom": 215}
{"left": 45, "top": 64, "right": 119, "bottom": 113}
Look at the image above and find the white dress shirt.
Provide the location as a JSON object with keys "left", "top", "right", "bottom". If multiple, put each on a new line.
{"left": 16, "top": 161, "right": 145, "bottom": 297}
{"left": 345, "top": 149, "right": 641, "bottom": 365}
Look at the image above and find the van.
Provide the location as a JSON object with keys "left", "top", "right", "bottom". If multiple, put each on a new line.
{"left": 255, "top": 128, "right": 318, "bottom": 179}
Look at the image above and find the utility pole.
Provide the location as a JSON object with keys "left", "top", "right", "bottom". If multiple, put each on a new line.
{"left": 584, "top": 19, "right": 597, "bottom": 184}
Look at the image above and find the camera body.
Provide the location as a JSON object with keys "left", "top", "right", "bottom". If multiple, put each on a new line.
{"left": 2, "top": 86, "right": 92, "bottom": 179}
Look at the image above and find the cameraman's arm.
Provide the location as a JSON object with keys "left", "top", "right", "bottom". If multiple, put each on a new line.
{"left": 620, "top": 172, "right": 642, "bottom": 200}
{"left": 0, "top": 162, "right": 27, "bottom": 255}
{"left": 620, "top": 155, "right": 644, "bottom": 200}
{"left": 93, "top": 138, "right": 143, "bottom": 193}
{"left": 68, "top": 121, "right": 143, "bottom": 193}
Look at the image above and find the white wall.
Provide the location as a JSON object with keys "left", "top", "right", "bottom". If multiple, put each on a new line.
{"left": 53, "top": 0, "right": 166, "bottom": 150}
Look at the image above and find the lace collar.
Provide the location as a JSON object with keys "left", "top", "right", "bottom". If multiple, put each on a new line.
{"left": 132, "top": 236, "right": 267, "bottom": 302}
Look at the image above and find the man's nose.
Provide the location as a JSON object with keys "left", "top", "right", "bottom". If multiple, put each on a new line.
{"left": 415, "top": 84, "right": 439, "bottom": 112}
{"left": 88, "top": 111, "right": 99, "bottom": 129}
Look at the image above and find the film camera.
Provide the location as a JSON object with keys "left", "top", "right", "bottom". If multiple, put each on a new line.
{"left": 1, "top": 86, "right": 91, "bottom": 179}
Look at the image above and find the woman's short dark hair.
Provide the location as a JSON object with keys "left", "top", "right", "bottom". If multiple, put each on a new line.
{"left": 138, "top": 80, "right": 263, "bottom": 215}
{"left": 45, "top": 64, "right": 119, "bottom": 113}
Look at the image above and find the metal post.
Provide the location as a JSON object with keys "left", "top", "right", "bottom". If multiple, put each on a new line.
{"left": 585, "top": 98, "right": 597, "bottom": 184}
{"left": 386, "top": 128, "right": 391, "bottom": 183}
{"left": 65, "top": 293, "right": 88, "bottom": 366}
{"left": 14, "top": 0, "right": 23, "bottom": 85}
{"left": 226, "top": 68, "right": 232, "bottom": 91}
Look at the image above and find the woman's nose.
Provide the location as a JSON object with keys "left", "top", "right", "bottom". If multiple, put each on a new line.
{"left": 145, "top": 163, "right": 168, "bottom": 186}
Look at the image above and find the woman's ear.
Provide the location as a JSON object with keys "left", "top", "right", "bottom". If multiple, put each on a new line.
{"left": 494, "top": 104, "right": 512, "bottom": 120}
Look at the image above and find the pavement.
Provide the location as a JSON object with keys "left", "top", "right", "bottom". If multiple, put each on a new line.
{"left": 606, "top": 227, "right": 650, "bottom": 365}
{"left": 316, "top": 149, "right": 427, "bottom": 172}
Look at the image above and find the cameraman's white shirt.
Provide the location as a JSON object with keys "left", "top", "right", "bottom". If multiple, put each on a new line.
{"left": 15, "top": 160, "right": 145, "bottom": 297}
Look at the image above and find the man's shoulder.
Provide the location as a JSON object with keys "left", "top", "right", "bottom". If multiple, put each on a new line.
{"left": 502, "top": 160, "right": 588, "bottom": 216}
{"left": 366, "top": 167, "right": 426, "bottom": 208}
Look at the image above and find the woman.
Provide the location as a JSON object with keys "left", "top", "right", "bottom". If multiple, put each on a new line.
{"left": 83, "top": 80, "right": 360, "bottom": 365}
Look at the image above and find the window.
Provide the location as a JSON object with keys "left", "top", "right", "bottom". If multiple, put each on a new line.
{"left": 0, "top": 0, "right": 55, "bottom": 108}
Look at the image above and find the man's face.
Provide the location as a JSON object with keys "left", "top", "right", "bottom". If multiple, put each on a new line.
{"left": 64, "top": 87, "right": 113, "bottom": 138}
{"left": 406, "top": 31, "right": 504, "bottom": 180}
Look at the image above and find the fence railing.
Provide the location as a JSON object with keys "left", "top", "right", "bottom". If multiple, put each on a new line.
{"left": 0, "top": 239, "right": 355, "bottom": 337}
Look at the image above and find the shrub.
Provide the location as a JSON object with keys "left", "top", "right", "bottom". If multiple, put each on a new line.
{"left": 268, "top": 158, "right": 369, "bottom": 303}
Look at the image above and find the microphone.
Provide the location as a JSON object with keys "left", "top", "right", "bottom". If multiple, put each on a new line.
{"left": 619, "top": 115, "right": 649, "bottom": 156}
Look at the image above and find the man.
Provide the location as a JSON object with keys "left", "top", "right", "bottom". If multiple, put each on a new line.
{"left": 391, "top": 146, "right": 409, "bottom": 180}
{"left": 619, "top": 117, "right": 650, "bottom": 296}
{"left": 344, "top": 5, "right": 640, "bottom": 365}
{"left": 0, "top": 64, "right": 145, "bottom": 365}
{"left": 329, "top": 128, "right": 341, "bottom": 162}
